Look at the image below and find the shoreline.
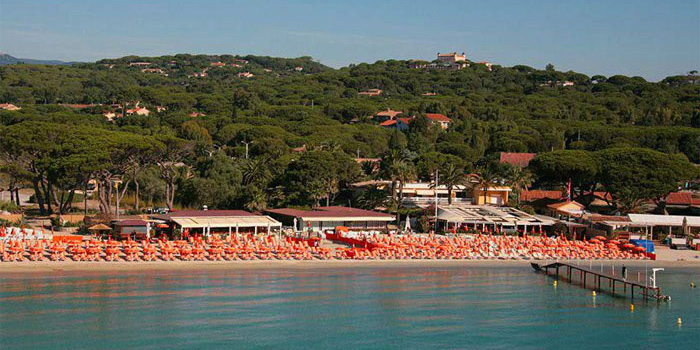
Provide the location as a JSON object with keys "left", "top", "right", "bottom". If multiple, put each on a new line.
{"left": 0, "top": 258, "right": 698, "bottom": 275}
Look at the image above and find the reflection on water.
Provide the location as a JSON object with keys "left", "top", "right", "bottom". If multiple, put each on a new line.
{"left": 0, "top": 266, "right": 697, "bottom": 350}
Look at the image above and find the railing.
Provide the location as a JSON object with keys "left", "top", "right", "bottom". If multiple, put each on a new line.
{"left": 401, "top": 197, "right": 471, "bottom": 204}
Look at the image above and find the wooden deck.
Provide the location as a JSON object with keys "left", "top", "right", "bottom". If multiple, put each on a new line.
{"left": 534, "top": 262, "right": 667, "bottom": 301}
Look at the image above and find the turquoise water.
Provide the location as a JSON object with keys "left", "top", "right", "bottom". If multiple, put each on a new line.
{"left": 0, "top": 265, "right": 697, "bottom": 349}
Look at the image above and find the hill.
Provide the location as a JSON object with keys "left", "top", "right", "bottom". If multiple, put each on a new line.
{"left": 0, "top": 53, "right": 77, "bottom": 66}
{"left": 0, "top": 53, "right": 698, "bottom": 213}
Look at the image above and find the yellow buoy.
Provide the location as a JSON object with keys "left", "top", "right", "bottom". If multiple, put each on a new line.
{"left": 630, "top": 304, "right": 634, "bottom": 312}
{"left": 691, "top": 282, "right": 696, "bottom": 288}
{"left": 678, "top": 317, "right": 682, "bottom": 325}
{"left": 553, "top": 281, "right": 558, "bottom": 287}
{"left": 592, "top": 291, "right": 597, "bottom": 297}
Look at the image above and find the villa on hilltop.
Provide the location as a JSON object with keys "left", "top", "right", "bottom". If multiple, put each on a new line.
{"left": 380, "top": 113, "right": 452, "bottom": 131}
{"left": 437, "top": 52, "right": 466, "bottom": 64}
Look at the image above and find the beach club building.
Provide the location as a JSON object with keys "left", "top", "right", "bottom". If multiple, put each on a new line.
{"left": 264, "top": 206, "right": 395, "bottom": 232}
{"left": 152, "top": 210, "right": 281, "bottom": 236}
{"left": 435, "top": 205, "right": 554, "bottom": 233}
{"left": 113, "top": 219, "right": 150, "bottom": 238}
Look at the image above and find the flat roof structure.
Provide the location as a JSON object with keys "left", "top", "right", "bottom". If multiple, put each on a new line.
{"left": 152, "top": 210, "right": 281, "bottom": 234}
{"left": 265, "top": 206, "right": 394, "bottom": 222}
{"left": 436, "top": 205, "right": 554, "bottom": 227}
{"left": 628, "top": 214, "right": 700, "bottom": 227}
{"left": 264, "top": 206, "right": 395, "bottom": 232}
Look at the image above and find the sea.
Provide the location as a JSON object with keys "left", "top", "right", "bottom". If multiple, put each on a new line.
{"left": 0, "top": 264, "right": 697, "bottom": 349}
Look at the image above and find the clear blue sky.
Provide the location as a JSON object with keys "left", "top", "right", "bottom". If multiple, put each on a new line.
{"left": 1, "top": 0, "right": 698, "bottom": 81}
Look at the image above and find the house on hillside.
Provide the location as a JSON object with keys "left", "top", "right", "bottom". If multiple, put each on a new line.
{"left": 126, "top": 107, "right": 150, "bottom": 116}
{"left": 0, "top": 103, "right": 21, "bottom": 111}
{"left": 358, "top": 89, "right": 383, "bottom": 97}
{"left": 477, "top": 61, "right": 493, "bottom": 71}
{"left": 379, "top": 115, "right": 449, "bottom": 131}
{"left": 210, "top": 61, "right": 227, "bottom": 67}
{"left": 141, "top": 68, "right": 167, "bottom": 75}
{"left": 128, "top": 62, "right": 151, "bottom": 67}
{"left": 379, "top": 117, "right": 411, "bottom": 131}
{"left": 237, "top": 72, "right": 254, "bottom": 78}
{"left": 425, "top": 113, "right": 451, "bottom": 129}
{"left": 437, "top": 52, "right": 466, "bottom": 64}
{"left": 499, "top": 152, "right": 536, "bottom": 167}
{"left": 103, "top": 111, "right": 118, "bottom": 121}
{"left": 374, "top": 109, "right": 403, "bottom": 122}
{"left": 59, "top": 103, "right": 96, "bottom": 109}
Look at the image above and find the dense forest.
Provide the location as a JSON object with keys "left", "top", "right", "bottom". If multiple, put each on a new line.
{"left": 0, "top": 54, "right": 698, "bottom": 219}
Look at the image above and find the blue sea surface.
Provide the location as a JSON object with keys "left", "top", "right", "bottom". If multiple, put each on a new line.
{"left": 0, "top": 264, "right": 697, "bottom": 349}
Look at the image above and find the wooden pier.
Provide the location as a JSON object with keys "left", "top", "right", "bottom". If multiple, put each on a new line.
{"left": 532, "top": 262, "right": 669, "bottom": 301}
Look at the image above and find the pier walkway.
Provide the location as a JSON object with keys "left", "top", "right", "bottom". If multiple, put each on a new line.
{"left": 534, "top": 262, "right": 667, "bottom": 301}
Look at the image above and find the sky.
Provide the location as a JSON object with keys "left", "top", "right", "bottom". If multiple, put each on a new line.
{"left": 0, "top": 0, "right": 698, "bottom": 81}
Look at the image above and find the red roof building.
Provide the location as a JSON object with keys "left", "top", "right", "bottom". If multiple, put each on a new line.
{"left": 166, "top": 210, "right": 253, "bottom": 217}
{"left": 520, "top": 190, "right": 565, "bottom": 202}
{"left": 425, "top": 113, "right": 451, "bottom": 129}
{"left": 664, "top": 191, "right": 700, "bottom": 206}
{"left": 499, "top": 152, "right": 536, "bottom": 167}
{"left": 374, "top": 109, "right": 403, "bottom": 122}
{"left": 0, "top": 103, "right": 21, "bottom": 111}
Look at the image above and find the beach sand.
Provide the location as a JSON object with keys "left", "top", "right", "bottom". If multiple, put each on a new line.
{"left": 0, "top": 242, "right": 697, "bottom": 274}
{"left": 0, "top": 256, "right": 697, "bottom": 275}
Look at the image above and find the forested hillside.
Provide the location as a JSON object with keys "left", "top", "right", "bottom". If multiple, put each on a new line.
{"left": 0, "top": 54, "right": 698, "bottom": 215}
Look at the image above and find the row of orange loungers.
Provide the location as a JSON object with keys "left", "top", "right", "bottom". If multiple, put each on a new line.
{"left": 0, "top": 233, "right": 649, "bottom": 262}
{"left": 331, "top": 234, "right": 649, "bottom": 260}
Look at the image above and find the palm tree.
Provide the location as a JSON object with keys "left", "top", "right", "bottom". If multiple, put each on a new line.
{"left": 379, "top": 150, "right": 416, "bottom": 225}
{"left": 357, "top": 186, "right": 389, "bottom": 210}
{"left": 394, "top": 161, "right": 416, "bottom": 203}
{"left": 360, "top": 161, "right": 377, "bottom": 178}
{"left": 432, "top": 162, "right": 467, "bottom": 205}
{"left": 244, "top": 187, "right": 267, "bottom": 212}
{"left": 506, "top": 166, "right": 534, "bottom": 204}
{"left": 379, "top": 149, "right": 405, "bottom": 202}
{"left": 475, "top": 166, "right": 497, "bottom": 205}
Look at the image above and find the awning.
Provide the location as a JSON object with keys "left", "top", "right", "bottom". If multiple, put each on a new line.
{"left": 436, "top": 205, "right": 555, "bottom": 226}
{"left": 301, "top": 216, "right": 394, "bottom": 222}
{"left": 171, "top": 216, "right": 281, "bottom": 229}
{"left": 628, "top": 214, "right": 700, "bottom": 227}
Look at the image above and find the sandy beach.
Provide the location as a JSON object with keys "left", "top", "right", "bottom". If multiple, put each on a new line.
{"left": 0, "top": 256, "right": 697, "bottom": 275}
{"left": 0, "top": 242, "right": 697, "bottom": 274}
